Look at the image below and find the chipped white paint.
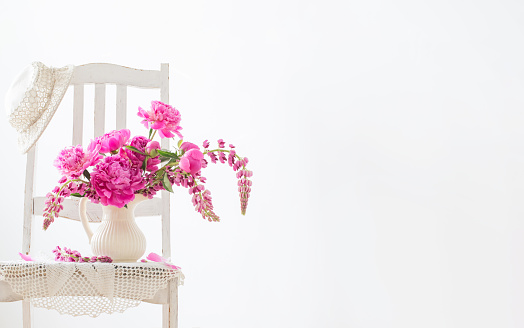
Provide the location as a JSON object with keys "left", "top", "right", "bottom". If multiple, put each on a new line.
{"left": 70, "top": 63, "right": 163, "bottom": 88}
{"left": 72, "top": 84, "right": 84, "bottom": 145}
{"left": 22, "top": 145, "right": 36, "bottom": 328}
{"left": 94, "top": 83, "right": 105, "bottom": 138}
{"left": 116, "top": 84, "right": 127, "bottom": 130}
{"left": 33, "top": 196, "right": 164, "bottom": 222}
{"left": 159, "top": 63, "right": 177, "bottom": 328}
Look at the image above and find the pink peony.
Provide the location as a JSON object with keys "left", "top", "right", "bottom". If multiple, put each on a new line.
{"left": 180, "top": 141, "right": 199, "bottom": 152}
{"left": 90, "top": 155, "right": 146, "bottom": 207}
{"left": 54, "top": 144, "right": 102, "bottom": 178}
{"left": 179, "top": 149, "right": 204, "bottom": 175}
{"left": 93, "top": 129, "right": 131, "bottom": 153}
{"left": 120, "top": 136, "right": 161, "bottom": 172}
{"left": 137, "top": 101, "right": 183, "bottom": 139}
{"left": 145, "top": 140, "right": 161, "bottom": 154}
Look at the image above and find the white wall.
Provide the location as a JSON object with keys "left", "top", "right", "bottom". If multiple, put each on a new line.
{"left": 1, "top": 0, "right": 524, "bottom": 327}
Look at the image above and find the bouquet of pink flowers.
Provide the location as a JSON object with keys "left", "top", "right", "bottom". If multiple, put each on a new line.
{"left": 43, "top": 101, "right": 252, "bottom": 230}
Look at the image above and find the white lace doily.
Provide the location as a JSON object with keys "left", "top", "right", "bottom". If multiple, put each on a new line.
{"left": 0, "top": 261, "right": 184, "bottom": 317}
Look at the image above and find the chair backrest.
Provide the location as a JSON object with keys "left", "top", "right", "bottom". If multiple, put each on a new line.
{"left": 22, "top": 63, "right": 172, "bottom": 259}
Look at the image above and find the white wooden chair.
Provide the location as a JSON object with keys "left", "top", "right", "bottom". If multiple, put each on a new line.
{"left": 3, "top": 63, "right": 179, "bottom": 328}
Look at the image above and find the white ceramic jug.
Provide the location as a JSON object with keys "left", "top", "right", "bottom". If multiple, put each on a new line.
{"left": 79, "top": 194, "right": 147, "bottom": 262}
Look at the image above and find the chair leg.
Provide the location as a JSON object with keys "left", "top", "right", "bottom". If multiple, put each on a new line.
{"left": 22, "top": 299, "right": 31, "bottom": 328}
{"left": 162, "top": 279, "right": 178, "bottom": 328}
{"left": 170, "top": 280, "right": 178, "bottom": 328}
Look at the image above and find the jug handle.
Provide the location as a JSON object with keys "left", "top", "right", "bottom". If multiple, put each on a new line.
{"left": 79, "top": 197, "right": 94, "bottom": 242}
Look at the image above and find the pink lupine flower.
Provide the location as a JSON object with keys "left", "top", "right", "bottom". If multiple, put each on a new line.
{"left": 52, "top": 246, "right": 113, "bottom": 263}
{"left": 93, "top": 129, "right": 131, "bottom": 153}
{"left": 218, "top": 152, "right": 226, "bottom": 164}
{"left": 120, "top": 136, "right": 161, "bottom": 172}
{"left": 90, "top": 155, "right": 146, "bottom": 208}
{"left": 202, "top": 140, "right": 210, "bottom": 149}
{"left": 217, "top": 139, "right": 225, "bottom": 148}
{"left": 228, "top": 149, "right": 236, "bottom": 167}
{"left": 138, "top": 101, "right": 183, "bottom": 139}
{"left": 237, "top": 172, "right": 252, "bottom": 215}
{"left": 170, "top": 168, "right": 196, "bottom": 188}
{"left": 53, "top": 144, "right": 102, "bottom": 178}
{"left": 43, "top": 189, "right": 67, "bottom": 230}
{"left": 180, "top": 141, "right": 199, "bottom": 152}
{"left": 179, "top": 149, "right": 204, "bottom": 175}
{"left": 207, "top": 151, "right": 218, "bottom": 163}
{"left": 192, "top": 189, "right": 219, "bottom": 222}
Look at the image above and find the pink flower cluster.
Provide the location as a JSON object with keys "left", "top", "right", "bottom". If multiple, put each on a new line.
{"left": 43, "top": 178, "right": 88, "bottom": 230}
{"left": 165, "top": 166, "right": 219, "bottom": 222}
{"left": 179, "top": 142, "right": 204, "bottom": 175}
{"left": 138, "top": 101, "right": 183, "bottom": 138}
{"left": 90, "top": 155, "right": 146, "bottom": 208}
{"left": 53, "top": 144, "right": 102, "bottom": 178}
{"left": 52, "top": 246, "right": 112, "bottom": 263}
{"left": 203, "top": 139, "right": 253, "bottom": 215}
{"left": 192, "top": 188, "right": 219, "bottom": 222}
{"left": 95, "top": 129, "right": 131, "bottom": 153}
{"left": 237, "top": 169, "right": 253, "bottom": 215}
{"left": 43, "top": 100, "right": 253, "bottom": 230}
{"left": 120, "top": 136, "right": 161, "bottom": 172}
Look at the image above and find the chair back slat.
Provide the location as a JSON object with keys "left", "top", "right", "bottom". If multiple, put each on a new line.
{"left": 116, "top": 85, "right": 127, "bottom": 130}
{"left": 70, "top": 63, "right": 162, "bottom": 88}
{"left": 94, "top": 83, "right": 106, "bottom": 137}
{"left": 22, "top": 147, "right": 36, "bottom": 255}
{"left": 72, "top": 85, "right": 84, "bottom": 145}
{"left": 33, "top": 196, "right": 163, "bottom": 222}
{"left": 159, "top": 63, "right": 171, "bottom": 259}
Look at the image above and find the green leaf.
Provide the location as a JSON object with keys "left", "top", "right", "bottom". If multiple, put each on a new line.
{"left": 159, "top": 156, "right": 171, "bottom": 163}
{"left": 156, "top": 167, "right": 166, "bottom": 178}
{"left": 83, "top": 170, "right": 91, "bottom": 180}
{"left": 162, "top": 173, "right": 174, "bottom": 192}
{"left": 177, "top": 139, "right": 183, "bottom": 148}
{"left": 71, "top": 193, "right": 84, "bottom": 198}
{"left": 157, "top": 150, "right": 179, "bottom": 159}
{"left": 124, "top": 145, "right": 146, "bottom": 155}
{"left": 148, "top": 128, "right": 153, "bottom": 139}
{"left": 142, "top": 156, "right": 148, "bottom": 171}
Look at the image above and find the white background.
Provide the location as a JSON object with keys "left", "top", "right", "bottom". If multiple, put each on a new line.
{"left": 1, "top": 0, "right": 524, "bottom": 327}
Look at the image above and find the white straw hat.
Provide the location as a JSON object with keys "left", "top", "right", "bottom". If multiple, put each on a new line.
{"left": 5, "top": 62, "right": 73, "bottom": 154}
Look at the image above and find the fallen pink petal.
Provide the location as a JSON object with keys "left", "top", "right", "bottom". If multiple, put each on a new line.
{"left": 19, "top": 253, "right": 33, "bottom": 261}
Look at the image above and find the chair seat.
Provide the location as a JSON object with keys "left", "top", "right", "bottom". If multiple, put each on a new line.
{"left": 0, "top": 280, "right": 169, "bottom": 304}
{"left": 0, "top": 262, "right": 182, "bottom": 316}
